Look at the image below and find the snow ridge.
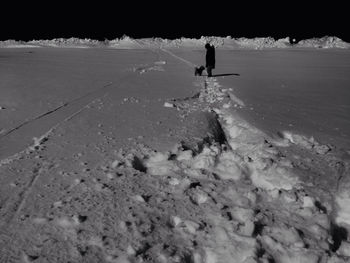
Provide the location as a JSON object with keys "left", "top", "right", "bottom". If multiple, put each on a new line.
{"left": 1, "top": 36, "right": 349, "bottom": 49}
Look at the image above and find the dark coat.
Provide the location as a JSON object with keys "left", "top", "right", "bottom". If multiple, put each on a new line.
{"left": 205, "top": 45, "right": 215, "bottom": 68}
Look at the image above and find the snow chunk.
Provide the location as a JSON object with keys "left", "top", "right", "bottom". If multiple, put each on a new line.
{"left": 250, "top": 164, "right": 299, "bottom": 190}
{"left": 337, "top": 241, "right": 350, "bottom": 257}
{"left": 302, "top": 196, "right": 315, "bottom": 208}
{"left": 111, "top": 160, "right": 120, "bottom": 168}
{"left": 164, "top": 102, "right": 175, "bottom": 108}
{"left": 171, "top": 216, "right": 182, "bottom": 227}
{"left": 335, "top": 189, "right": 350, "bottom": 227}
{"left": 189, "top": 189, "right": 208, "bottom": 205}
{"left": 55, "top": 216, "right": 79, "bottom": 228}
{"left": 214, "top": 151, "right": 248, "bottom": 181}
{"left": 145, "top": 152, "right": 179, "bottom": 176}
{"left": 132, "top": 195, "right": 145, "bottom": 202}
{"left": 230, "top": 207, "right": 255, "bottom": 236}
{"left": 191, "top": 145, "right": 219, "bottom": 170}
{"left": 176, "top": 150, "right": 193, "bottom": 161}
{"left": 264, "top": 225, "right": 304, "bottom": 247}
{"left": 261, "top": 235, "right": 319, "bottom": 263}
{"left": 183, "top": 220, "right": 200, "bottom": 234}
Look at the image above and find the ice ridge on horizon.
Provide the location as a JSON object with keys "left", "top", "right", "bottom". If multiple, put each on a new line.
{"left": 0, "top": 36, "right": 349, "bottom": 49}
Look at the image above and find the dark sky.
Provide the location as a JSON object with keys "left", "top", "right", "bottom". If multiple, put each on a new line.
{"left": 1, "top": 2, "right": 348, "bottom": 42}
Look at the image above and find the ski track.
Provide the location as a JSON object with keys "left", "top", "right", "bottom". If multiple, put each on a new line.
{"left": 0, "top": 82, "right": 112, "bottom": 139}
{"left": 1, "top": 166, "right": 43, "bottom": 226}
{"left": 0, "top": 93, "right": 115, "bottom": 232}
{"left": 160, "top": 48, "right": 196, "bottom": 68}
{"left": 0, "top": 81, "right": 119, "bottom": 165}
{"left": 0, "top": 103, "right": 68, "bottom": 139}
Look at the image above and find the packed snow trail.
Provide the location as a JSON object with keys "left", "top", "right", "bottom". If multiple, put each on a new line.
{"left": 160, "top": 48, "right": 196, "bottom": 68}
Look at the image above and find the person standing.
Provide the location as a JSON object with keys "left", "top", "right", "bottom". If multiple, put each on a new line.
{"left": 205, "top": 43, "right": 215, "bottom": 77}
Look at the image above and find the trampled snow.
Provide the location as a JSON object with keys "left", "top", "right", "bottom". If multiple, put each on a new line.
{"left": 0, "top": 40, "right": 349, "bottom": 263}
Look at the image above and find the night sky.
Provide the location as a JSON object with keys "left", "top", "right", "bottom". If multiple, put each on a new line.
{"left": 1, "top": 1, "right": 348, "bottom": 42}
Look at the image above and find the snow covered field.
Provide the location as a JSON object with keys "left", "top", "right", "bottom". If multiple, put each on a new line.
{"left": 0, "top": 38, "right": 350, "bottom": 263}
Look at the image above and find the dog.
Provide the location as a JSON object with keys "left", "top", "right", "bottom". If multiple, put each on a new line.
{"left": 194, "top": 65, "right": 205, "bottom": 76}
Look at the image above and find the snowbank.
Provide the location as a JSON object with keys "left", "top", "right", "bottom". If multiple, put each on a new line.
{"left": 296, "top": 36, "right": 350, "bottom": 49}
{"left": 1, "top": 36, "right": 349, "bottom": 49}
{"left": 234, "top": 37, "right": 291, "bottom": 49}
{"left": 28, "top": 37, "right": 102, "bottom": 48}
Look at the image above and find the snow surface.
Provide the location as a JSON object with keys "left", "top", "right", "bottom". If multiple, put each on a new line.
{"left": 0, "top": 43, "right": 350, "bottom": 263}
